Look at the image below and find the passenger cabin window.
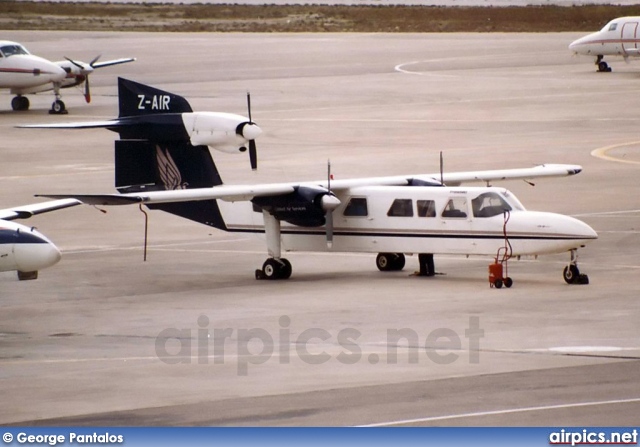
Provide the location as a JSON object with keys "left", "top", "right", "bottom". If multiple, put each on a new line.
{"left": 608, "top": 23, "right": 618, "bottom": 32}
{"left": 417, "top": 200, "right": 436, "bottom": 217}
{"left": 343, "top": 197, "right": 368, "bottom": 217}
{"left": 441, "top": 197, "right": 468, "bottom": 219}
{"left": 387, "top": 199, "right": 413, "bottom": 217}
{"left": 471, "top": 192, "right": 512, "bottom": 218}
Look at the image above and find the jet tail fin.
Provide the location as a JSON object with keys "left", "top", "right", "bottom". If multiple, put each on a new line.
{"left": 118, "top": 77, "right": 193, "bottom": 118}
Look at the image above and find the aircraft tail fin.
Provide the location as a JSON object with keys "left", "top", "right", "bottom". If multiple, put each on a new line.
{"left": 118, "top": 77, "right": 193, "bottom": 118}
{"left": 115, "top": 140, "right": 227, "bottom": 230}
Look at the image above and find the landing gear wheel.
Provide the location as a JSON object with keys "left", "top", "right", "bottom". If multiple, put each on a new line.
{"left": 376, "top": 253, "right": 393, "bottom": 271}
{"left": 504, "top": 277, "right": 513, "bottom": 288}
{"left": 598, "top": 61, "right": 611, "bottom": 72}
{"left": 49, "top": 99, "right": 67, "bottom": 115}
{"left": 11, "top": 96, "right": 29, "bottom": 111}
{"left": 258, "top": 258, "right": 292, "bottom": 280}
{"left": 376, "top": 253, "right": 405, "bottom": 272}
{"left": 563, "top": 264, "right": 580, "bottom": 284}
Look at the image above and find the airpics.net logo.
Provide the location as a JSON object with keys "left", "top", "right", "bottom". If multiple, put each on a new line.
{"left": 154, "top": 315, "right": 484, "bottom": 376}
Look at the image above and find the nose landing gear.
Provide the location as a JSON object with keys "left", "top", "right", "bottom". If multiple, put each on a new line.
{"left": 563, "top": 249, "right": 589, "bottom": 285}
{"left": 596, "top": 55, "right": 612, "bottom": 73}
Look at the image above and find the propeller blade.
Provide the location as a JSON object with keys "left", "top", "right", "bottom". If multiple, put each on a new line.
{"left": 64, "top": 56, "right": 84, "bottom": 70}
{"left": 84, "top": 75, "right": 91, "bottom": 103}
{"left": 247, "top": 92, "right": 252, "bottom": 122}
{"left": 440, "top": 151, "right": 444, "bottom": 186}
{"left": 89, "top": 54, "right": 102, "bottom": 67}
{"left": 249, "top": 140, "right": 257, "bottom": 171}
{"left": 326, "top": 210, "right": 334, "bottom": 249}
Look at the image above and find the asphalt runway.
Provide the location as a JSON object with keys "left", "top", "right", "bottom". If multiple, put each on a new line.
{"left": 1, "top": 31, "right": 639, "bottom": 426}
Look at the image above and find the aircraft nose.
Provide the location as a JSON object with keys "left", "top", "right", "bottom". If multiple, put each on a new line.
{"left": 13, "top": 229, "right": 62, "bottom": 272}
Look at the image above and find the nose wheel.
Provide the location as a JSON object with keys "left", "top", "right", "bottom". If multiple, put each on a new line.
{"left": 49, "top": 99, "right": 68, "bottom": 115}
{"left": 596, "top": 55, "right": 611, "bottom": 72}
{"left": 563, "top": 249, "right": 589, "bottom": 285}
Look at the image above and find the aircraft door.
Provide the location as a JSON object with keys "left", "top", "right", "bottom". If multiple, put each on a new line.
{"left": 622, "top": 22, "right": 639, "bottom": 54}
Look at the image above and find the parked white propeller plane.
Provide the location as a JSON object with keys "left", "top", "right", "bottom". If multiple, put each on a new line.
{"left": 570, "top": 16, "right": 640, "bottom": 72}
{"left": 26, "top": 79, "right": 597, "bottom": 286}
{"left": 0, "top": 40, "right": 134, "bottom": 113}
{"left": 0, "top": 199, "right": 79, "bottom": 280}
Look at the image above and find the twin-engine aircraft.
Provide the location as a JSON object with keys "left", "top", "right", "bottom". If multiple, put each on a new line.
{"left": 27, "top": 78, "right": 597, "bottom": 285}
{"left": 0, "top": 40, "right": 134, "bottom": 113}
{"left": 0, "top": 199, "right": 79, "bottom": 280}
{"left": 570, "top": 16, "right": 640, "bottom": 72}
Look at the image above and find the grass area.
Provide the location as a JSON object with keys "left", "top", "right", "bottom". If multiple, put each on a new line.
{"left": 2, "top": 2, "right": 640, "bottom": 32}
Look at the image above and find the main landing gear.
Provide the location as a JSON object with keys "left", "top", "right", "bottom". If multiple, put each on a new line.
{"left": 255, "top": 258, "right": 292, "bottom": 280}
{"left": 596, "top": 55, "right": 612, "bottom": 73}
{"left": 563, "top": 249, "right": 589, "bottom": 285}
{"left": 376, "top": 253, "right": 406, "bottom": 271}
{"left": 11, "top": 95, "right": 30, "bottom": 111}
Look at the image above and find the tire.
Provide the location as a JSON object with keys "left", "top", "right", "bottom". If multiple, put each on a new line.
{"left": 504, "top": 277, "right": 513, "bottom": 288}
{"left": 391, "top": 253, "right": 405, "bottom": 271}
{"left": 11, "top": 97, "right": 21, "bottom": 111}
{"left": 563, "top": 265, "right": 580, "bottom": 284}
{"left": 598, "top": 61, "right": 609, "bottom": 72}
{"left": 494, "top": 279, "right": 503, "bottom": 289}
{"left": 279, "top": 258, "right": 292, "bottom": 280}
{"left": 376, "top": 253, "right": 393, "bottom": 272}
{"left": 51, "top": 100, "right": 65, "bottom": 114}
{"left": 262, "top": 258, "right": 280, "bottom": 280}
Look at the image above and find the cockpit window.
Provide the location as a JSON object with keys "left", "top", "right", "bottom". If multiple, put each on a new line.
{"left": 387, "top": 199, "right": 413, "bottom": 217}
{"left": 604, "top": 22, "right": 618, "bottom": 32}
{"left": 472, "top": 192, "right": 512, "bottom": 218}
{"left": 441, "top": 197, "right": 468, "bottom": 219}
{"left": 0, "top": 44, "right": 29, "bottom": 57}
{"left": 343, "top": 197, "right": 368, "bottom": 217}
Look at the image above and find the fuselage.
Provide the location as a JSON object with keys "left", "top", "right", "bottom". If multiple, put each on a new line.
{"left": 0, "top": 220, "right": 62, "bottom": 274}
{"left": 570, "top": 17, "right": 640, "bottom": 57}
{"left": 0, "top": 41, "right": 66, "bottom": 93}
{"left": 218, "top": 186, "right": 597, "bottom": 257}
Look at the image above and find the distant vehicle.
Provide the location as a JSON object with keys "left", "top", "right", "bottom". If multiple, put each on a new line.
{"left": 0, "top": 40, "right": 134, "bottom": 113}
{"left": 27, "top": 79, "right": 597, "bottom": 285}
{"left": 570, "top": 16, "right": 640, "bottom": 72}
{"left": 0, "top": 199, "right": 79, "bottom": 280}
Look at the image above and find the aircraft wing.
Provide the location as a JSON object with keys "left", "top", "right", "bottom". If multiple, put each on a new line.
{"left": 307, "top": 163, "right": 583, "bottom": 190}
{"left": 91, "top": 58, "right": 136, "bottom": 69}
{"left": 37, "top": 164, "right": 582, "bottom": 207}
{"left": 0, "top": 198, "right": 81, "bottom": 221}
{"left": 38, "top": 184, "right": 298, "bottom": 205}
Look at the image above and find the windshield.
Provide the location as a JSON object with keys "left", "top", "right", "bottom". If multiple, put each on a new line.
{"left": 472, "top": 192, "right": 514, "bottom": 218}
{"left": 0, "top": 44, "right": 30, "bottom": 57}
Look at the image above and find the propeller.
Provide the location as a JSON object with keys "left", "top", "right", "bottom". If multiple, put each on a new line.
{"left": 235, "top": 92, "right": 259, "bottom": 170}
{"left": 64, "top": 55, "right": 101, "bottom": 103}
{"left": 322, "top": 160, "right": 342, "bottom": 249}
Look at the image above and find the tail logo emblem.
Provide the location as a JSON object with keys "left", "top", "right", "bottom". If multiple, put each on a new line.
{"left": 137, "top": 94, "right": 171, "bottom": 111}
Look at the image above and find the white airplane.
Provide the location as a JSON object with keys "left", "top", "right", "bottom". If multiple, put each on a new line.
{"left": 569, "top": 16, "right": 640, "bottom": 72}
{"left": 0, "top": 40, "right": 134, "bottom": 113}
{"left": 28, "top": 79, "right": 597, "bottom": 286}
{"left": 0, "top": 199, "right": 79, "bottom": 280}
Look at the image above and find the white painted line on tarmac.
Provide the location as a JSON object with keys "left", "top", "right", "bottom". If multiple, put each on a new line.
{"left": 357, "top": 397, "right": 640, "bottom": 427}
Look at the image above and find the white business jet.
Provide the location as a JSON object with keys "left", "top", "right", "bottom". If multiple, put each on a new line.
{"left": 569, "top": 16, "right": 640, "bottom": 72}
{"left": 28, "top": 79, "right": 597, "bottom": 286}
{"left": 0, "top": 199, "right": 80, "bottom": 280}
{"left": 0, "top": 40, "right": 134, "bottom": 113}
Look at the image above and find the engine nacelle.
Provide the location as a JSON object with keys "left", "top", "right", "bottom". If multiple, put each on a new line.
{"left": 182, "top": 112, "right": 262, "bottom": 153}
{"left": 252, "top": 186, "right": 340, "bottom": 227}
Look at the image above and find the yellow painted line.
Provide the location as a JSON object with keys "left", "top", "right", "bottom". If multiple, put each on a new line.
{"left": 591, "top": 141, "right": 640, "bottom": 165}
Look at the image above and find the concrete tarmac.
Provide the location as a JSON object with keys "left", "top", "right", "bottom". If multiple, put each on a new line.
{"left": 1, "top": 31, "right": 639, "bottom": 426}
